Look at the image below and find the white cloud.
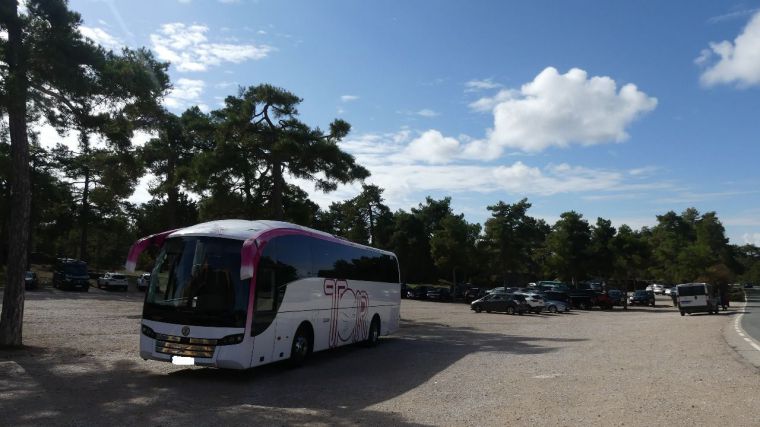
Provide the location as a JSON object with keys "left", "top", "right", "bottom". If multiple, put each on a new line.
{"left": 165, "top": 78, "right": 205, "bottom": 110}
{"left": 465, "top": 78, "right": 502, "bottom": 91}
{"left": 289, "top": 130, "right": 661, "bottom": 211}
{"left": 699, "top": 11, "right": 760, "bottom": 87}
{"left": 79, "top": 26, "right": 123, "bottom": 50}
{"left": 218, "top": 0, "right": 240, "bottom": 3}
{"left": 340, "top": 95, "right": 359, "bottom": 102}
{"left": 404, "top": 130, "right": 460, "bottom": 164}
{"left": 467, "top": 67, "right": 657, "bottom": 155}
{"left": 150, "top": 23, "right": 273, "bottom": 72}
{"left": 743, "top": 233, "right": 760, "bottom": 246}
{"left": 415, "top": 109, "right": 439, "bottom": 118}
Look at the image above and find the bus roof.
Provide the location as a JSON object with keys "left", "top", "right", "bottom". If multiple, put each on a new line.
{"left": 167, "top": 219, "right": 395, "bottom": 256}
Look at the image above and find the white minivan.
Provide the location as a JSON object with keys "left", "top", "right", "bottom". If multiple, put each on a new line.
{"left": 676, "top": 283, "right": 719, "bottom": 316}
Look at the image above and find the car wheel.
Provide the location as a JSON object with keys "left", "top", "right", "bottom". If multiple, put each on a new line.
{"left": 289, "top": 326, "right": 312, "bottom": 367}
{"left": 680, "top": 310, "right": 685, "bottom": 316}
{"left": 548, "top": 305, "right": 558, "bottom": 314}
{"left": 474, "top": 306, "right": 482, "bottom": 313}
{"left": 506, "top": 306, "right": 514, "bottom": 315}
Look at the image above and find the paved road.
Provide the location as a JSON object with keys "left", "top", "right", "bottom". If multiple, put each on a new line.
{"left": 741, "top": 288, "right": 760, "bottom": 342}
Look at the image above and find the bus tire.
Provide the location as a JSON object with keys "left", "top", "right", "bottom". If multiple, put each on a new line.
{"left": 289, "top": 324, "right": 313, "bottom": 367}
{"left": 365, "top": 315, "right": 381, "bottom": 348}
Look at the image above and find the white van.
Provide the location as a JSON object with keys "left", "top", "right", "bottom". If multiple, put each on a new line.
{"left": 676, "top": 283, "right": 719, "bottom": 316}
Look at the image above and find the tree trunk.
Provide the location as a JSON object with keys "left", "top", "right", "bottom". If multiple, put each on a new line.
{"left": 0, "top": 0, "right": 30, "bottom": 347}
{"left": 270, "top": 157, "right": 284, "bottom": 220}
{"left": 78, "top": 165, "right": 90, "bottom": 261}
{"left": 367, "top": 203, "right": 375, "bottom": 245}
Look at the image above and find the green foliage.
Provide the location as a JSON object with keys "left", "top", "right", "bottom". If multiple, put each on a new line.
{"left": 430, "top": 214, "right": 481, "bottom": 283}
{"left": 546, "top": 211, "right": 591, "bottom": 284}
{"left": 482, "top": 198, "right": 548, "bottom": 283}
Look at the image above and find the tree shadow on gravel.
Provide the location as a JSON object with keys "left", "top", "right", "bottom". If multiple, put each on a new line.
{"left": 0, "top": 319, "right": 581, "bottom": 426}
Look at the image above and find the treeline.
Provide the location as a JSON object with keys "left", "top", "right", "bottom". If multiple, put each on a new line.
{"left": 1, "top": 1, "right": 759, "bottom": 346}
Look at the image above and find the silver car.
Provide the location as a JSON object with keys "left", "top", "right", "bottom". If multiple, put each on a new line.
{"left": 544, "top": 299, "right": 570, "bottom": 313}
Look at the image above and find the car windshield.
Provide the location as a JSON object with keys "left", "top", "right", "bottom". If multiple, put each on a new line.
{"left": 112, "top": 274, "right": 125, "bottom": 280}
{"left": 144, "top": 236, "right": 249, "bottom": 328}
{"left": 25, "top": 272, "right": 34, "bottom": 279}
{"left": 63, "top": 263, "right": 88, "bottom": 276}
{"left": 634, "top": 290, "right": 648, "bottom": 296}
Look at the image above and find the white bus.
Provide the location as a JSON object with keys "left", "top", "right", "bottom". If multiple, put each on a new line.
{"left": 126, "top": 220, "right": 401, "bottom": 369}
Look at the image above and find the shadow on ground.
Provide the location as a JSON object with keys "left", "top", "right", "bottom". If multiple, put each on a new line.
{"left": 0, "top": 318, "right": 584, "bottom": 426}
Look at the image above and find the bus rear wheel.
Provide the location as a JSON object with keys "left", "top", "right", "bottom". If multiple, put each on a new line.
{"left": 289, "top": 325, "right": 312, "bottom": 367}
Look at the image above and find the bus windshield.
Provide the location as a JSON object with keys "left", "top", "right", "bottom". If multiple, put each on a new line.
{"left": 144, "top": 237, "right": 249, "bottom": 328}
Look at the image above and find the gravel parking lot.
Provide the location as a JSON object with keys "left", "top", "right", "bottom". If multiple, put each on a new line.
{"left": 1, "top": 287, "right": 759, "bottom": 426}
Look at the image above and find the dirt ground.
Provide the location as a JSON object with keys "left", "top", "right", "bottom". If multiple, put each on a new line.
{"left": 1, "top": 287, "right": 759, "bottom": 426}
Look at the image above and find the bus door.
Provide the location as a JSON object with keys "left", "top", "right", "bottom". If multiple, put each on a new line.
{"left": 250, "top": 245, "right": 278, "bottom": 367}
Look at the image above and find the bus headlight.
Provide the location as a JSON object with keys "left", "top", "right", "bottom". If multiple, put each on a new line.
{"left": 217, "top": 333, "right": 244, "bottom": 346}
{"left": 141, "top": 325, "right": 157, "bottom": 339}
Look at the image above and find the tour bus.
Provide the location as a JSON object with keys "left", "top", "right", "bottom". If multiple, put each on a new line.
{"left": 676, "top": 282, "right": 719, "bottom": 316}
{"left": 125, "top": 220, "right": 401, "bottom": 369}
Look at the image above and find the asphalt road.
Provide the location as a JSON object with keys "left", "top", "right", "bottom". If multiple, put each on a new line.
{"left": 741, "top": 288, "right": 760, "bottom": 342}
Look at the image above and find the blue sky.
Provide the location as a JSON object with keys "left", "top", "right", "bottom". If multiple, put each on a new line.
{"left": 68, "top": 0, "right": 760, "bottom": 244}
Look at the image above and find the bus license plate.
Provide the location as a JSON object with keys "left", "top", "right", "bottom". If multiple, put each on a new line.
{"left": 172, "top": 356, "right": 195, "bottom": 366}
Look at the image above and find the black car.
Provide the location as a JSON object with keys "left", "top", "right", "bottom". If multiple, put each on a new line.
{"left": 52, "top": 258, "right": 90, "bottom": 291}
{"left": 471, "top": 293, "right": 529, "bottom": 315}
{"left": 606, "top": 289, "right": 626, "bottom": 306}
{"left": 427, "top": 288, "right": 452, "bottom": 301}
{"left": 412, "top": 286, "right": 430, "bottom": 299}
{"left": 24, "top": 271, "right": 39, "bottom": 290}
{"left": 567, "top": 289, "right": 598, "bottom": 310}
{"left": 464, "top": 287, "right": 485, "bottom": 302}
{"left": 629, "top": 290, "right": 655, "bottom": 307}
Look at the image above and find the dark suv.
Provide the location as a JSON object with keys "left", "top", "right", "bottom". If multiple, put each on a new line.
{"left": 52, "top": 259, "right": 90, "bottom": 291}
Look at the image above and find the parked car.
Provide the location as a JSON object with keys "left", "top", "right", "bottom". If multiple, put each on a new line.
{"left": 606, "top": 289, "right": 625, "bottom": 306}
{"left": 516, "top": 291, "right": 544, "bottom": 313}
{"left": 652, "top": 284, "right": 664, "bottom": 295}
{"left": 677, "top": 283, "right": 720, "bottom": 316}
{"left": 24, "top": 271, "right": 39, "bottom": 290}
{"left": 97, "top": 272, "right": 129, "bottom": 291}
{"left": 543, "top": 298, "right": 569, "bottom": 313}
{"left": 52, "top": 258, "right": 90, "bottom": 291}
{"left": 594, "top": 292, "right": 614, "bottom": 309}
{"left": 427, "top": 288, "right": 452, "bottom": 301}
{"left": 542, "top": 291, "right": 571, "bottom": 305}
{"left": 629, "top": 290, "right": 655, "bottom": 307}
{"left": 744, "top": 284, "right": 755, "bottom": 289}
{"left": 137, "top": 272, "right": 151, "bottom": 292}
{"left": 412, "top": 286, "right": 430, "bottom": 299}
{"left": 470, "top": 293, "right": 529, "bottom": 315}
{"left": 464, "top": 287, "right": 485, "bottom": 302}
{"left": 664, "top": 287, "right": 673, "bottom": 296}
{"left": 568, "top": 289, "right": 599, "bottom": 310}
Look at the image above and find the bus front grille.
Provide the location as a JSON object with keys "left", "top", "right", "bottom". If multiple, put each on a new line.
{"left": 155, "top": 334, "right": 217, "bottom": 358}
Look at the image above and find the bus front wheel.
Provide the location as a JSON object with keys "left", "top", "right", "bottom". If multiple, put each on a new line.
{"left": 365, "top": 316, "right": 381, "bottom": 347}
{"left": 289, "top": 325, "right": 312, "bottom": 367}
